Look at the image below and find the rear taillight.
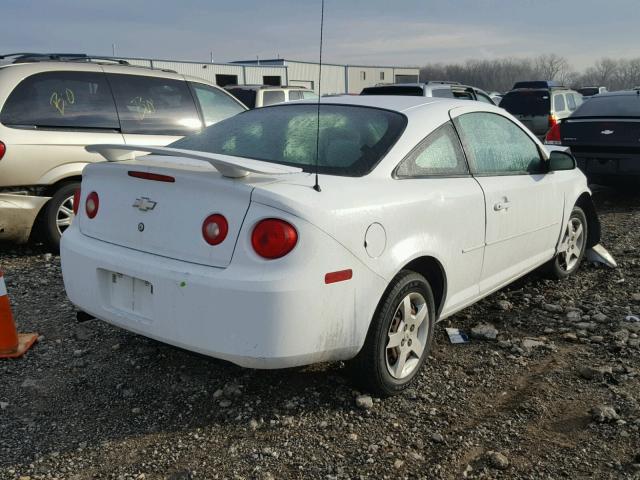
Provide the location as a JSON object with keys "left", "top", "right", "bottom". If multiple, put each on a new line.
{"left": 0, "top": 141, "right": 5, "bottom": 160}
{"left": 73, "top": 187, "right": 81, "bottom": 215}
{"left": 548, "top": 114, "right": 558, "bottom": 128}
{"left": 85, "top": 191, "right": 99, "bottom": 219}
{"left": 202, "top": 214, "right": 228, "bottom": 245}
{"left": 251, "top": 219, "right": 298, "bottom": 259}
{"left": 545, "top": 123, "right": 562, "bottom": 145}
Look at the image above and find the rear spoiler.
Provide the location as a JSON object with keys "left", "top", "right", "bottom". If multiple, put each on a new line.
{"left": 85, "top": 144, "right": 303, "bottom": 178}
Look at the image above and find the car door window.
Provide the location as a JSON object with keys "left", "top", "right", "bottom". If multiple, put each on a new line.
{"left": 395, "top": 122, "right": 468, "bottom": 177}
{"left": 454, "top": 112, "right": 545, "bottom": 175}
{"left": 566, "top": 93, "right": 577, "bottom": 111}
{"left": 262, "top": 90, "right": 285, "bottom": 106}
{"left": 108, "top": 74, "right": 201, "bottom": 135}
{"left": 0, "top": 71, "right": 119, "bottom": 129}
{"left": 554, "top": 94, "right": 566, "bottom": 112}
{"left": 301, "top": 90, "right": 318, "bottom": 100}
{"left": 191, "top": 83, "right": 245, "bottom": 127}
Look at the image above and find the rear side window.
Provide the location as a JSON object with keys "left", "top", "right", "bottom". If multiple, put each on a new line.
{"left": 500, "top": 91, "right": 550, "bottom": 116}
{"left": 475, "top": 91, "right": 495, "bottom": 104}
{"left": 431, "top": 88, "right": 454, "bottom": 98}
{"left": 566, "top": 93, "right": 577, "bottom": 111}
{"left": 262, "top": 90, "right": 285, "bottom": 106}
{"left": 455, "top": 112, "right": 544, "bottom": 175}
{"left": 302, "top": 90, "right": 318, "bottom": 100}
{"left": 190, "top": 83, "right": 245, "bottom": 127}
{"left": 0, "top": 71, "right": 118, "bottom": 129}
{"left": 554, "top": 94, "right": 566, "bottom": 112}
{"left": 395, "top": 122, "right": 468, "bottom": 177}
{"left": 288, "top": 90, "right": 303, "bottom": 101}
{"left": 108, "top": 74, "right": 200, "bottom": 135}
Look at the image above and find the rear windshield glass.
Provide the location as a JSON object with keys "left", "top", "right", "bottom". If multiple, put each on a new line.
{"left": 500, "top": 91, "right": 551, "bottom": 116}
{"left": 361, "top": 86, "right": 424, "bottom": 96}
{"left": 572, "top": 94, "right": 640, "bottom": 117}
{"left": 227, "top": 89, "right": 257, "bottom": 109}
{"left": 170, "top": 104, "right": 407, "bottom": 176}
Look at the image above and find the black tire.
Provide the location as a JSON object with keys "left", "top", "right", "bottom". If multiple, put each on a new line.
{"left": 350, "top": 270, "right": 435, "bottom": 396}
{"left": 546, "top": 206, "right": 588, "bottom": 280}
{"left": 40, "top": 181, "right": 80, "bottom": 252}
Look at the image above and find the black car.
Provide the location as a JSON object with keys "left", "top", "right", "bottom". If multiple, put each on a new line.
{"left": 545, "top": 90, "right": 640, "bottom": 184}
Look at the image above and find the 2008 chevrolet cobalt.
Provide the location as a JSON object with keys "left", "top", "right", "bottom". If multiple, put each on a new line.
{"left": 61, "top": 96, "right": 600, "bottom": 395}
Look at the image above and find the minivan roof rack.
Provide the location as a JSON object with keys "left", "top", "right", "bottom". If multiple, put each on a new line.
{"left": 0, "top": 53, "right": 130, "bottom": 65}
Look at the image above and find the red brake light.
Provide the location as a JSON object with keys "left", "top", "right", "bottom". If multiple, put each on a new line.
{"left": 0, "top": 141, "right": 5, "bottom": 160}
{"left": 73, "top": 187, "right": 81, "bottom": 215}
{"left": 251, "top": 219, "right": 298, "bottom": 259}
{"left": 202, "top": 214, "right": 228, "bottom": 245}
{"left": 548, "top": 114, "right": 558, "bottom": 128}
{"left": 85, "top": 191, "right": 99, "bottom": 219}
{"left": 128, "top": 171, "right": 175, "bottom": 183}
{"left": 545, "top": 123, "right": 562, "bottom": 145}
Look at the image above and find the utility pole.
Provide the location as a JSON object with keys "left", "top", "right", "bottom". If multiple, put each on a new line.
{"left": 112, "top": 43, "right": 116, "bottom": 57}
{"left": 210, "top": 51, "right": 213, "bottom": 63}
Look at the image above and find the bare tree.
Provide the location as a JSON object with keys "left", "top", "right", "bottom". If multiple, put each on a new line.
{"left": 419, "top": 54, "right": 640, "bottom": 92}
{"left": 534, "top": 54, "right": 571, "bottom": 83}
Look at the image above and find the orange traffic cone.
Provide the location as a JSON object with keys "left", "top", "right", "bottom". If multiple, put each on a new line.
{"left": 0, "top": 270, "right": 37, "bottom": 359}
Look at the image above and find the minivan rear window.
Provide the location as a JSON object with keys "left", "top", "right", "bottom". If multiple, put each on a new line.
{"left": 0, "top": 71, "right": 119, "bottom": 129}
{"left": 572, "top": 94, "right": 640, "bottom": 117}
{"left": 500, "top": 91, "right": 551, "bottom": 116}
{"left": 170, "top": 104, "right": 407, "bottom": 176}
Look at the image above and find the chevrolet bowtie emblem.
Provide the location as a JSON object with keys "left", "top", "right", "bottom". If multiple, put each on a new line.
{"left": 600, "top": 130, "right": 614, "bottom": 135}
{"left": 132, "top": 197, "right": 157, "bottom": 212}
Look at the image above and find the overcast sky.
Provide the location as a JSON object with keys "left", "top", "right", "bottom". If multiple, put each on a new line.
{"left": 3, "top": 0, "right": 639, "bottom": 70}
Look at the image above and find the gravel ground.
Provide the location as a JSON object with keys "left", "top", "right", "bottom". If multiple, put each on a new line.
{"left": 1, "top": 187, "right": 639, "bottom": 480}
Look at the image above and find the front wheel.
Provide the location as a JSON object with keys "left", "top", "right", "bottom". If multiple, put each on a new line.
{"left": 547, "top": 206, "right": 588, "bottom": 279}
{"left": 350, "top": 270, "right": 435, "bottom": 396}
{"left": 40, "top": 182, "right": 79, "bottom": 252}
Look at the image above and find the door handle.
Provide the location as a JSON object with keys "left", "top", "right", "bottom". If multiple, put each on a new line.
{"left": 493, "top": 200, "right": 512, "bottom": 211}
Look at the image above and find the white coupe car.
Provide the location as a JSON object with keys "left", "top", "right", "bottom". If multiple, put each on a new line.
{"left": 61, "top": 96, "right": 601, "bottom": 395}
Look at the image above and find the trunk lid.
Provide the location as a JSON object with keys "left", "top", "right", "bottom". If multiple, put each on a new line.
{"left": 561, "top": 118, "right": 640, "bottom": 149}
{"left": 78, "top": 156, "right": 263, "bottom": 268}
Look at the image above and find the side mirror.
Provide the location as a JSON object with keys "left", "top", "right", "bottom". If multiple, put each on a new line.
{"left": 548, "top": 150, "right": 576, "bottom": 171}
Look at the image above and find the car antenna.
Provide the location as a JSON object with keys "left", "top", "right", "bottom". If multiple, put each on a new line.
{"left": 312, "top": 0, "right": 325, "bottom": 193}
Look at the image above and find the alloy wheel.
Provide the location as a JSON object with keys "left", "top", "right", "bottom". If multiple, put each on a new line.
{"left": 56, "top": 194, "right": 75, "bottom": 236}
{"left": 385, "top": 291, "right": 429, "bottom": 379}
{"left": 557, "top": 217, "right": 585, "bottom": 272}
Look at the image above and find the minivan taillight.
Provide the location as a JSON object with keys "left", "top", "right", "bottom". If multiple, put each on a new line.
{"left": 73, "top": 187, "right": 81, "bottom": 215}
{"left": 0, "top": 141, "right": 5, "bottom": 160}
{"left": 251, "top": 219, "right": 298, "bottom": 259}
{"left": 85, "top": 192, "right": 99, "bottom": 219}
{"left": 548, "top": 114, "right": 558, "bottom": 128}
{"left": 545, "top": 123, "right": 562, "bottom": 145}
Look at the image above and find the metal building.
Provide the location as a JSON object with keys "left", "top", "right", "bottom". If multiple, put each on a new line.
{"left": 115, "top": 56, "right": 419, "bottom": 95}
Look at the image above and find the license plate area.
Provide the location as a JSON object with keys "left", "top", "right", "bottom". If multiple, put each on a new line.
{"left": 102, "top": 270, "right": 154, "bottom": 321}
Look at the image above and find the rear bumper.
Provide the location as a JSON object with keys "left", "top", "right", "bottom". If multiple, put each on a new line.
{"left": 60, "top": 223, "right": 383, "bottom": 369}
{"left": 575, "top": 155, "right": 640, "bottom": 178}
{"left": 0, "top": 194, "right": 50, "bottom": 243}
